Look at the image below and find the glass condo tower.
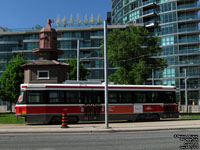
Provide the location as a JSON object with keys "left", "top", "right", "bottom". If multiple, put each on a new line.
{"left": 111, "top": 0, "right": 200, "bottom": 105}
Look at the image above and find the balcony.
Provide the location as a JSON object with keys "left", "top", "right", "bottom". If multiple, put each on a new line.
{"left": 24, "top": 35, "right": 39, "bottom": 40}
{"left": 179, "top": 60, "right": 200, "bottom": 65}
{"left": 177, "top": 3, "right": 200, "bottom": 10}
{"left": 178, "top": 15, "right": 199, "bottom": 21}
{"left": 143, "top": 9, "right": 157, "bottom": 18}
{"left": 179, "top": 72, "right": 200, "bottom": 78}
{"left": 179, "top": 38, "right": 200, "bottom": 44}
{"left": 23, "top": 39, "right": 39, "bottom": 43}
{"left": 0, "top": 41, "right": 18, "bottom": 44}
{"left": 179, "top": 48, "right": 200, "bottom": 55}
{"left": 179, "top": 27, "right": 200, "bottom": 33}
{"left": 90, "top": 36, "right": 103, "bottom": 39}
{"left": 180, "top": 84, "right": 200, "bottom": 90}
{"left": 144, "top": 20, "right": 156, "bottom": 27}
{"left": 142, "top": 0, "right": 157, "bottom": 8}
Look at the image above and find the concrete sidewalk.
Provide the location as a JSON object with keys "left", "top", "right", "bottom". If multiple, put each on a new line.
{"left": 0, "top": 119, "right": 199, "bottom": 133}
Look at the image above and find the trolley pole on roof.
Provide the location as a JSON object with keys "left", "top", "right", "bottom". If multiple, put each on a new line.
{"left": 104, "top": 20, "right": 109, "bottom": 128}
{"left": 77, "top": 39, "right": 80, "bottom": 81}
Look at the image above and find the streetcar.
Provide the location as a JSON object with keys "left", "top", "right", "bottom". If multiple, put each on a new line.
{"left": 15, "top": 82, "right": 179, "bottom": 124}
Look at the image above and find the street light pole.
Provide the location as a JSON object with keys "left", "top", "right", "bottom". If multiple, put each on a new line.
{"left": 104, "top": 20, "right": 109, "bottom": 128}
{"left": 77, "top": 40, "right": 80, "bottom": 81}
{"left": 185, "top": 69, "right": 188, "bottom": 113}
{"left": 152, "top": 69, "right": 154, "bottom": 85}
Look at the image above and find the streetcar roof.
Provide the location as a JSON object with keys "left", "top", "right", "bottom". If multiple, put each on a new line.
{"left": 20, "top": 83, "right": 176, "bottom": 91}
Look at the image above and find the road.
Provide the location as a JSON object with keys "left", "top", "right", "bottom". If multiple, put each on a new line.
{"left": 0, "top": 129, "right": 199, "bottom": 150}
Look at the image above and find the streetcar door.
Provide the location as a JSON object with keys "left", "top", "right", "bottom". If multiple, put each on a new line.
{"left": 93, "top": 91, "right": 102, "bottom": 120}
{"left": 83, "top": 91, "right": 102, "bottom": 121}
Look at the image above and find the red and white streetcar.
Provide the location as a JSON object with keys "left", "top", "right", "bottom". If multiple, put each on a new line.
{"left": 15, "top": 82, "right": 179, "bottom": 124}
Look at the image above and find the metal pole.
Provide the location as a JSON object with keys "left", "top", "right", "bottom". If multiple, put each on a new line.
{"left": 152, "top": 69, "right": 154, "bottom": 85}
{"left": 77, "top": 40, "right": 80, "bottom": 81}
{"left": 185, "top": 69, "right": 188, "bottom": 113}
{"left": 104, "top": 20, "right": 109, "bottom": 128}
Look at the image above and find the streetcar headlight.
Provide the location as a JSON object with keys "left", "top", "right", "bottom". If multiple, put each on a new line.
{"left": 22, "top": 111, "right": 26, "bottom": 114}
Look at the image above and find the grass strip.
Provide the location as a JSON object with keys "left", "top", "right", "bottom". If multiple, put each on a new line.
{"left": 180, "top": 114, "right": 200, "bottom": 119}
{"left": 0, "top": 113, "right": 25, "bottom": 124}
{"left": 0, "top": 113, "right": 199, "bottom": 124}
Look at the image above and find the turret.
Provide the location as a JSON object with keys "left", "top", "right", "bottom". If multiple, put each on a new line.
{"left": 32, "top": 19, "right": 63, "bottom": 60}
{"left": 22, "top": 19, "right": 69, "bottom": 84}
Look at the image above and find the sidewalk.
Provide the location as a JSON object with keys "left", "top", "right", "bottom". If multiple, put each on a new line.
{"left": 0, "top": 119, "right": 199, "bottom": 133}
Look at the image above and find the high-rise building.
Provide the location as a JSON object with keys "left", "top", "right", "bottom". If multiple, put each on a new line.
{"left": 0, "top": 25, "right": 127, "bottom": 83}
{"left": 111, "top": 0, "right": 200, "bottom": 104}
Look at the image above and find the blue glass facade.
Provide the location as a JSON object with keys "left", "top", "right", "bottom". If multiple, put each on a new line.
{"left": 112, "top": 0, "right": 200, "bottom": 104}
{"left": 0, "top": 26, "right": 127, "bottom": 86}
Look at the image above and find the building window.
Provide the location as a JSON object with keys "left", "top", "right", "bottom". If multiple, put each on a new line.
{"left": 163, "top": 68, "right": 175, "bottom": 78}
{"left": 163, "top": 80, "right": 175, "bottom": 86}
{"left": 37, "top": 70, "right": 49, "bottom": 80}
{"left": 161, "top": 35, "right": 175, "bottom": 46}
{"left": 129, "top": 10, "right": 140, "bottom": 21}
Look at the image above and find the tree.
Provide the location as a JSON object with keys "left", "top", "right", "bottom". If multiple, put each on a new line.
{"left": 83, "top": 14, "right": 89, "bottom": 26}
{"left": 0, "top": 54, "right": 27, "bottom": 112}
{"left": 35, "top": 24, "right": 42, "bottom": 30}
{"left": 105, "top": 25, "right": 167, "bottom": 85}
{"left": 62, "top": 15, "right": 67, "bottom": 27}
{"left": 76, "top": 13, "right": 82, "bottom": 26}
{"left": 0, "top": 27, "right": 8, "bottom": 32}
{"left": 70, "top": 14, "right": 74, "bottom": 26}
{"left": 56, "top": 15, "right": 61, "bottom": 27}
{"left": 97, "top": 14, "right": 102, "bottom": 25}
{"left": 67, "top": 58, "right": 89, "bottom": 80}
{"left": 90, "top": 14, "right": 95, "bottom": 25}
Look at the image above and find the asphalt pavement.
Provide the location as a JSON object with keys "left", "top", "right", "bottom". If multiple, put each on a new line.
{"left": 0, "top": 119, "right": 199, "bottom": 133}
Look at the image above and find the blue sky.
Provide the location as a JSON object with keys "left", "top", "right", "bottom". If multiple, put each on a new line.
{"left": 0, "top": 0, "right": 111, "bottom": 29}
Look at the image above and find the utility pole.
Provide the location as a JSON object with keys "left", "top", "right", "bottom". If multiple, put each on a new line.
{"left": 185, "top": 69, "right": 188, "bottom": 113}
{"left": 104, "top": 20, "right": 109, "bottom": 128}
{"left": 77, "top": 40, "right": 80, "bottom": 81}
{"left": 152, "top": 69, "right": 154, "bottom": 85}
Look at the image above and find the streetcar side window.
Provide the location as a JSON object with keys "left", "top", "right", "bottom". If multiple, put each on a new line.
{"left": 93, "top": 91, "right": 104, "bottom": 104}
{"left": 134, "top": 92, "right": 146, "bottom": 103}
{"left": 120, "top": 92, "right": 133, "bottom": 103}
{"left": 146, "top": 91, "right": 161, "bottom": 103}
{"left": 27, "top": 91, "right": 44, "bottom": 104}
{"left": 152, "top": 92, "right": 160, "bottom": 103}
{"left": 49, "top": 91, "right": 64, "bottom": 104}
{"left": 66, "top": 91, "right": 80, "bottom": 104}
{"left": 108, "top": 92, "right": 118, "bottom": 103}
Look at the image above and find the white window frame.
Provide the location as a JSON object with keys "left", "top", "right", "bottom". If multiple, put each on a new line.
{"left": 37, "top": 70, "right": 50, "bottom": 80}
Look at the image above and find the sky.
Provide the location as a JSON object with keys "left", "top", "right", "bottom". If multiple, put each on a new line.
{"left": 0, "top": 0, "right": 111, "bottom": 29}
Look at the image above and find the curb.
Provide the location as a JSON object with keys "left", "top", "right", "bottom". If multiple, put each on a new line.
{"left": 1, "top": 126, "right": 200, "bottom": 134}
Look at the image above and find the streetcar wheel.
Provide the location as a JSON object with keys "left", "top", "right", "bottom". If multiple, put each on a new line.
{"left": 68, "top": 116, "right": 79, "bottom": 124}
{"left": 50, "top": 116, "right": 62, "bottom": 124}
{"left": 151, "top": 114, "right": 160, "bottom": 121}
